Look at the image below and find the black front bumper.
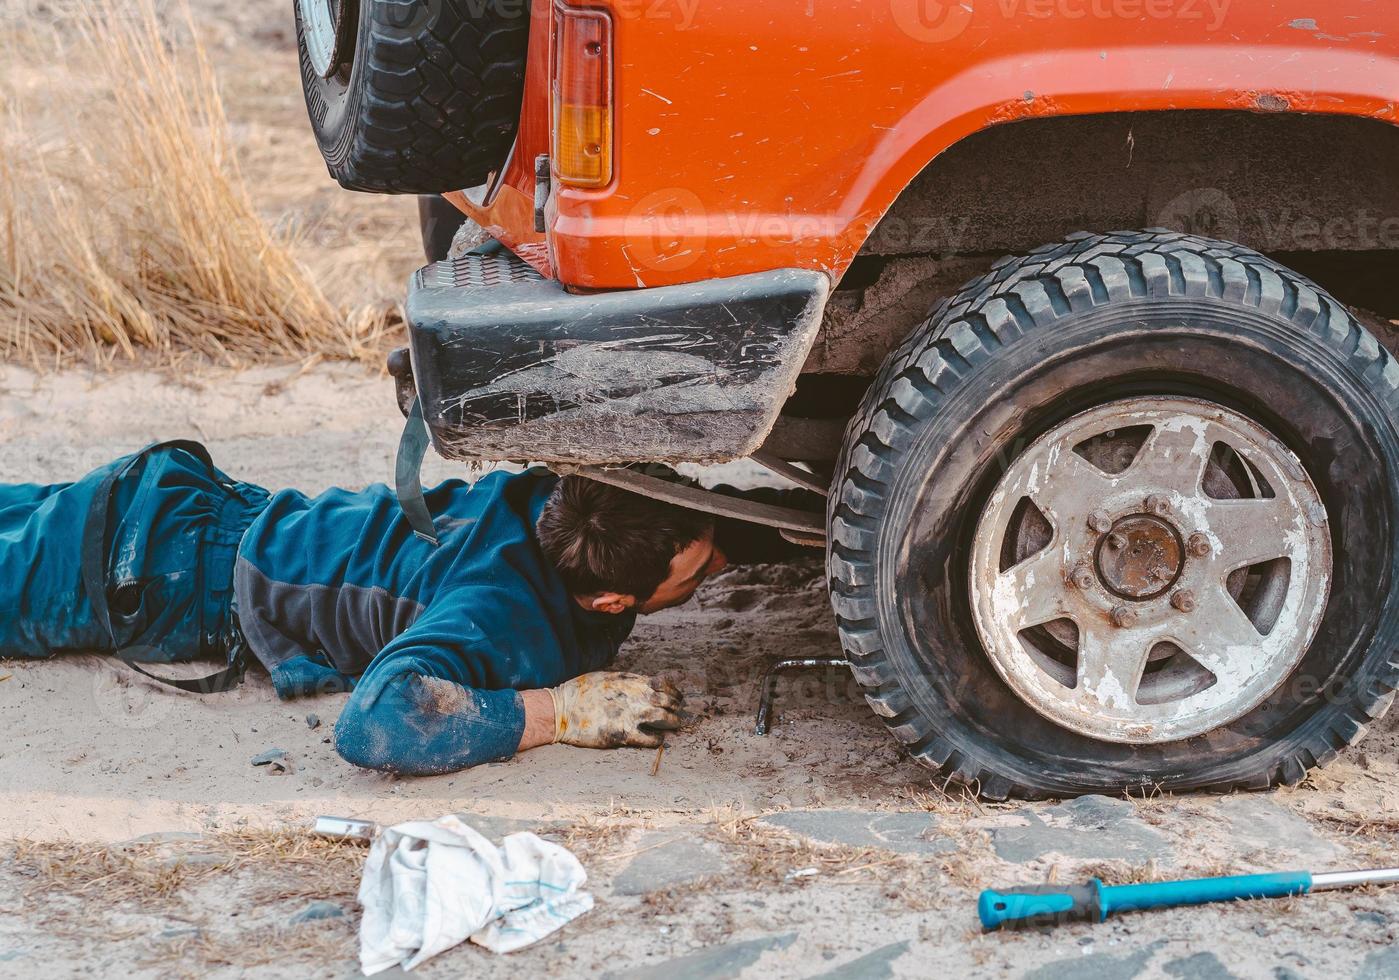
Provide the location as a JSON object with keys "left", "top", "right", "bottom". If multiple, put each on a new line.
{"left": 400, "top": 249, "right": 829, "bottom": 463}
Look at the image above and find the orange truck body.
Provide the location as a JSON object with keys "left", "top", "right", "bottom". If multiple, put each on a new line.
{"left": 454, "top": 0, "right": 1397, "bottom": 289}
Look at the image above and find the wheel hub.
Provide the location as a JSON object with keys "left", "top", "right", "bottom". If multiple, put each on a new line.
{"left": 1095, "top": 515, "right": 1183, "bottom": 600}
{"left": 967, "top": 397, "right": 1332, "bottom": 744}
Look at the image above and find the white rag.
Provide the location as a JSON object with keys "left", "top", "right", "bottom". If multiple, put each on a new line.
{"left": 357, "top": 814, "right": 593, "bottom": 974}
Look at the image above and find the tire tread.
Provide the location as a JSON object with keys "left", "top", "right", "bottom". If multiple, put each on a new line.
{"left": 827, "top": 230, "right": 1399, "bottom": 799}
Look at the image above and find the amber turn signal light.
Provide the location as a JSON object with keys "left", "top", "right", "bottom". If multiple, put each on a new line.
{"left": 551, "top": 3, "right": 613, "bottom": 188}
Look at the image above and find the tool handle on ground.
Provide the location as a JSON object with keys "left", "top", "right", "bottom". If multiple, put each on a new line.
{"left": 979, "top": 871, "right": 1313, "bottom": 930}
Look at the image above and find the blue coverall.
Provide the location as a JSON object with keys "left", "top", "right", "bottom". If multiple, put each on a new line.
{"left": 0, "top": 446, "right": 634, "bottom": 775}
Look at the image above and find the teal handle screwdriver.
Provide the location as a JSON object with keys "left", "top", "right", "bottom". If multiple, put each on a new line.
{"left": 980, "top": 867, "right": 1399, "bottom": 930}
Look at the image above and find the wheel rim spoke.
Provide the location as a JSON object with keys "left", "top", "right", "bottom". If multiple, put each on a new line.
{"left": 997, "top": 545, "right": 1069, "bottom": 630}
{"left": 1168, "top": 585, "right": 1265, "bottom": 683}
{"left": 1206, "top": 497, "right": 1298, "bottom": 570}
{"left": 1129, "top": 420, "right": 1212, "bottom": 496}
{"left": 1076, "top": 625, "right": 1151, "bottom": 708}
{"left": 1025, "top": 445, "right": 1115, "bottom": 529}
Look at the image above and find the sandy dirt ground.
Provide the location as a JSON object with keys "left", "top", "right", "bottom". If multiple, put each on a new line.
{"left": 3, "top": 364, "right": 1399, "bottom": 980}
{"left": 4, "top": 1, "right": 1399, "bottom": 978}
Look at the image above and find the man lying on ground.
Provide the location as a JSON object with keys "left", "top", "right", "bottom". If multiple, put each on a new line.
{"left": 0, "top": 442, "right": 800, "bottom": 774}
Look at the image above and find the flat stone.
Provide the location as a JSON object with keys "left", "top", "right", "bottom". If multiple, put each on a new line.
{"left": 1215, "top": 796, "right": 1344, "bottom": 863}
{"left": 603, "top": 933, "right": 798, "bottom": 980}
{"left": 992, "top": 796, "right": 1171, "bottom": 864}
{"left": 760, "top": 810, "right": 952, "bottom": 855}
{"left": 118, "top": 831, "right": 203, "bottom": 847}
{"left": 1357, "top": 946, "right": 1399, "bottom": 980}
{"left": 1022, "top": 940, "right": 1165, "bottom": 980}
{"left": 612, "top": 834, "right": 727, "bottom": 896}
{"left": 289, "top": 901, "right": 345, "bottom": 924}
{"left": 806, "top": 941, "right": 910, "bottom": 979}
{"left": 251, "top": 748, "right": 287, "bottom": 766}
{"left": 0, "top": 950, "right": 28, "bottom": 962}
{"left": 1163, "top": 952, "right": 1238, "bottom": 979}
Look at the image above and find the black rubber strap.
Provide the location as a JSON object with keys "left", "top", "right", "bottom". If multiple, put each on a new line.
{"left": 117, "top": 646, "right": 246, "bottom": 694}
{"left": 80, "top": 440, "right": 246, "bottom": 694}
{"left": 395, "top": 396, "right": 440, "bottom": 546}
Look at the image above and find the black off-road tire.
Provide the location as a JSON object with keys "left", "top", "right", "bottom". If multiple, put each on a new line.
{"left": 297, "top": 0, "right": 529, "bottom": 194}
{"left": 828, "top": 230, "right": 1399, "bottom": 800}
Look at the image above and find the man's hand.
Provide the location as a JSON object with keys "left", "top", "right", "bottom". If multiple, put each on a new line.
{"left": 549, "top": 672, "right": 683, "bottom": 749}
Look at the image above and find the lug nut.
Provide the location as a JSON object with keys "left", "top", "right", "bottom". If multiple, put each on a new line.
{"left": 1171, "top": 589, "right": 1197, "bottom": 612}
{"left": 1110, "top": 605, "right": 1136, "bottom": 628}
{"left": 1107, "top": 532, "right": 1126, "bottom": 550}
{"left": 1187, "top": 533, "right": 1211, "bottom": 558}
{"left": 1145, "top": 494, "right": 1171, "bottom": 516}
{"left": 1069, "top": 567, "right": 1095, "bottom": 590}
{"left": 1088, "top": 510, "right": 1113, "bottom": 533}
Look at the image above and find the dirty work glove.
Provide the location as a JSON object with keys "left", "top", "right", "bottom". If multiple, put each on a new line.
{"left": 549, "top": 672, "right": 683, "bottom": 749}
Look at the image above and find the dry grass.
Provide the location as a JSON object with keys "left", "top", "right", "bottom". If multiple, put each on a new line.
{"left": 6, "top": 829, "right": 369, "bottom": 973}
{"left": 0, "top": 0, "right": 395, "bottom": 367}
{"left": 9, "top": 828, "right": 366, "bottom": 907}
{"left": 707, "top": 803, "right": 919, "bottom": 885}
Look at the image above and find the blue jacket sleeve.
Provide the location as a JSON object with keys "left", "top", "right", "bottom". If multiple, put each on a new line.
{"left": 333, "top": 602, "right": 527, "bottom": 776}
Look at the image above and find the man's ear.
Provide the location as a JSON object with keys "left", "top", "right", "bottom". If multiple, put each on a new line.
{"left": 588, "top": 592, "right": 636, "bottom": 615}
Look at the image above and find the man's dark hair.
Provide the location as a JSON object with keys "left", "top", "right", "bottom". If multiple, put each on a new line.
{"left": 537, "top": 475, "right": 714, "bottom": 600}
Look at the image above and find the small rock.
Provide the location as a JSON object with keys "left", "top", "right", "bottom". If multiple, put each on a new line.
{"left": 306, "top": 713, "right": 321, "bottom": 730}
{"left": 156, "top": 927, "right": 202, "bottom": 941}
{"left": 289, "top": 901, "right": 345, "bottom": 925}
{"left": 1355, "top": 910, "right": 1390, "bottom": 926}
{"left": 251, "top": 748, "right": 287, "bottom": 766}
{"left": 1163, "top": 952, "right": 1238, "bottom": 980}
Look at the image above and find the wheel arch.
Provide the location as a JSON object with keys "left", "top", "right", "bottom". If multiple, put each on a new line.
{"left": 840, "top": 44, "right": 1399, "bottom": 271}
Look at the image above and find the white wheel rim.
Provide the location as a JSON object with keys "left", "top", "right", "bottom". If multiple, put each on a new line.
{"left": 300, "top": 0, "right": 346, "bottom": 79}
{"left": 968, "top": 397, "right": 1331, "bottom": 743}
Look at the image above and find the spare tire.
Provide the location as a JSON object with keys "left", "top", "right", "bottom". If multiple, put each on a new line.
{"left": 296, "top": 0, "right": 529, "bottom": 194}
{"left": 828, "top": 230, "right": 1399, "bottom": 800}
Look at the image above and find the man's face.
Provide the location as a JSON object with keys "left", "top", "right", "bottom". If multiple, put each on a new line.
{"left": 637, "top": 529, "right": 729, "bottom": 614}
{"left": 576, "top": 528, "right": 729, "bottom": 616}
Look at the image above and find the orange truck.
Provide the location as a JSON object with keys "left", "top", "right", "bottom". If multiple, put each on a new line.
{"left": 295, "top": 0, "right": 1399, "bottom": 798}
